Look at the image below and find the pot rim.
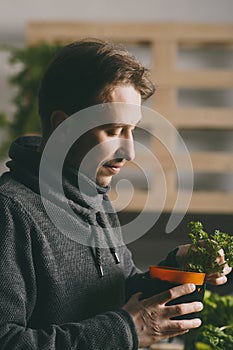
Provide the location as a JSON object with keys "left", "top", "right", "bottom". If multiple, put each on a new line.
{"left": 149, "top": 265, "right": 206, "bottom": 285}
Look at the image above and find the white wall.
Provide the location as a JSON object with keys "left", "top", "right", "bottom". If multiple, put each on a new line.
{"left": 0, "top": 0, "right": 233, "bottom": 46}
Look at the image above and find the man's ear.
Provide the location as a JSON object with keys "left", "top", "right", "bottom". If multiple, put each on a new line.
{"left": 50, "top": 110, "right": 68, "bottom": 131}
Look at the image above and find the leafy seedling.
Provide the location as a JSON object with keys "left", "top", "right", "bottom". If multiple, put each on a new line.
{"left": 183, "top": 221, "right": 233, "bottom": 274}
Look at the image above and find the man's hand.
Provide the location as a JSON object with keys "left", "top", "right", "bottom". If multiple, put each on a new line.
{"left": 123, "top": 283, "right": 203, "bottom": 348}
{"left": 205, "top": 247, "right": 232, "bottom": 285}
{"left": 176, "top": 244, "right": 232, "bottom": 285}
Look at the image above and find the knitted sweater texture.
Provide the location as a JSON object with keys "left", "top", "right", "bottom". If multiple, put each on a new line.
{"left": 0, "top": 136, "right": 177, "bottom": 350}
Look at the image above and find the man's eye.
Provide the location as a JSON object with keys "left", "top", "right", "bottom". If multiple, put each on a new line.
{"left": 106, "top": 129, "right": 120, "bottom": 136}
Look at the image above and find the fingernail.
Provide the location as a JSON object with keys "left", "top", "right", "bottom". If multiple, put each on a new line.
{"left": 189, "top": 284, "right": 196, "bottom": 292}
{"left": 194, "top": 319, "right": 202, "bottom": 327}
{"left": 197, "top": 302, "right": 203, "bottom": 311}
{"left": 218, "top": 276, "right": 227, "bottom": 284}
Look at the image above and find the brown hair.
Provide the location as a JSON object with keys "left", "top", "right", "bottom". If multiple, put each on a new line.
{"left": 38, "top": 39, "right": 155, "bottom": 134}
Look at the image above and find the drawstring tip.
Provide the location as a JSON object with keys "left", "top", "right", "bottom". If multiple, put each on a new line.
{"left": 110, "top": 248, "right": 120, "bottom": 264}
{"left": 97, "top": 264, "right": 104, "bottom": 277}
{"left": 113, "top": 251, "right": 120, "bottom": 264}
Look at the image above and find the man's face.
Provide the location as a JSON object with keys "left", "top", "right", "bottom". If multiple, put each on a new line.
{"left": 70, "top": 85, "right": 142, "bottom": 187}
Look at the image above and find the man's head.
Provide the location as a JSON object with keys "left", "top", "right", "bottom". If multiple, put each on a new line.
{"left": 38, "top": 39, "right": 155, "bottom": 186}
{"left": 38, "top": 39, "right": 155, "bottom": 136}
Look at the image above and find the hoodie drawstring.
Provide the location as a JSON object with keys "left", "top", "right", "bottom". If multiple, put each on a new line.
{"left": 92, "top": 213, "right": 121, "bottom": 278}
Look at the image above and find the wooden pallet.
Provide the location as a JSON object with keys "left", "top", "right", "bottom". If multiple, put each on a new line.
{"left": 27, "top": 22, "right": 233, "bottom": 213}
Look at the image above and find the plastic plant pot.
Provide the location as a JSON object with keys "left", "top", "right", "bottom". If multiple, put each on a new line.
{"left": 144, "top": 266, "right": 206, "bottom": 320}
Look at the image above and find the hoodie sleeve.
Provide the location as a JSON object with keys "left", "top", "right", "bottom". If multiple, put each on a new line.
{"left": 0, "top": 194, "right": 138, "bottom": 350}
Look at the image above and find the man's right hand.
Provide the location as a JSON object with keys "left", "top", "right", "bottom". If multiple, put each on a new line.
{"left": 122, "top": 283, "right": 203, "bottom": 348}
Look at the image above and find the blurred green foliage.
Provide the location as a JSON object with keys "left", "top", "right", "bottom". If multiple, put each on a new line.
{"left": 0, "top": 43, "right": 62, "bottom": 159}
{"left": 183, "top": 290, "right": 233, "bottom": 350}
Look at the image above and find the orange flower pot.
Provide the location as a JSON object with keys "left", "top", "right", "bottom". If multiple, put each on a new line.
{"left": 145, "top": 266, "right": 206, "bottom": 320}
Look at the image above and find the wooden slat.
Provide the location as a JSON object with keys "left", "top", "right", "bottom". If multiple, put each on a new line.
{"left": 156, "top": 108, "right": 233, "bottom": 129}
{"left": 27, "top": 22, "right": 169, "bottom": 45}
{"left": 155, "top": 70, "right": 233, "bottom": 88}
{"left": 152, "top": 88, "right": 177, "bottom": 109}
{"left": 190, "top": 152, "right": 233, "bottom": 172}
{"left": 110, "top": 190, "right": 233, "bottom": 213}
{"left": 150, "top": 41, "right": 177, "bottom": 197}
{"left": 27, "top": 22, "right": 233, "bottom": 46}
{"left": 151, "top": 41, "right": 177, "bottom": 107}
{"left": 127, "top": 151, "right": 233, "bottom": 172}
{"left": 163, "top": 22, "right": 233, "bottom": 42}
{"left": 152, "top": 42, "right": 177, "bottom": 71}
{"left": 189, "top": 192, "right": 233, "bottom": 213}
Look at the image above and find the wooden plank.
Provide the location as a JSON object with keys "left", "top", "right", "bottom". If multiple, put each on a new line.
{"left": 190, "top": 152, "right": 233, "bottom": 172}
{"left": 155, "top": 108, "right": 233, "bottom": 129}
{"left": 136, "top": 150, "right": 233, "bottom": 172}
{"left": 168, "top": 22, "right": 233, "bottom": 42}
{"left": 152, "top": 88, "right": 177, "bottom": 109}
{"left": 109, "top": 190, "right": 233, "bottom": 213}
{"left": 27, "top": 22, "right": 233, "bottom": 46}
{"left": 152, "top": 41, "right": 177, "bottom": 71}
{"left": 155, "top": 70, "right": 233, "bottom": 88}
{"left": 27, "top": 22, "right": 167, "bottom": 45}
{"left": 189, "top": 192, "right": 233, "bottom": 213}
{"left": 131, "top": 152, "right": 233, "bottom": 172}
{"left": 151, "top": 41, "right": 177, "bottom": 110}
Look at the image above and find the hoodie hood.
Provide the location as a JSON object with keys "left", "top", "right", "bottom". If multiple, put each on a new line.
{"left": 6, "top": 135, "right": 122, "bottom": 276}
{"left": 7, "top": 135, "right": 109, "bottom": 204}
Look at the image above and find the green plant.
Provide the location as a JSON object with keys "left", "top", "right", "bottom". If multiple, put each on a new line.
{"left": 182, "top": 290, "right": 233, "bottom": 350}
{"left": 195, "top": 324, "right": 233, "bottom": 350}
{"left": 0, "top": 43, "right": 62, "bottom": 159}
{"left": 182, "top": 221, "right": 233, "bottom": 274}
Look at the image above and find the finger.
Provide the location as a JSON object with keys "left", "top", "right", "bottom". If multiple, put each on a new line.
{"left": 166, "top": 318, "right": 202, "bottom": 333}
{"left": 205, "top": 264, "right": 231, "bottom": 281}
{"left": 217, "top": 248, "right": 224, "bottom": 257}
{"left": 223, "top": 265, "right": 232, "bottom": 275}
{"left": 205, "top": 272, "right": 221, "bottom": 281}
{"left": 155, "top": 283, "right": 196, "bottom": 305}
{"left": 206, "top": 275, "right": 227, "bottom": 285}
{"left": 163, "top": 329, "right": 190, "bottom": 339}
{"left": 205, "top": 266, "right": 231, "bottom": 283}
{"left": 166, "top": 301, "right": 203, "bottom": 318}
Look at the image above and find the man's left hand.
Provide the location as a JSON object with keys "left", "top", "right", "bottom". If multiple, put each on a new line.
{"left": 176, "top": 244, "right": 232, "bottom": 286}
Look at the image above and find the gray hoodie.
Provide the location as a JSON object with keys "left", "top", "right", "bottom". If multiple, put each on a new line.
{"left": 0, "top": 136, "right": 177, "bottom": 350}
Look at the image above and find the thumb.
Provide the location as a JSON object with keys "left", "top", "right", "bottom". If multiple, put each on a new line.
{"left": 128, "top": 292, "right": 142, "bottom": 303}
{"left": 123, "top": 292, "right": 142, "bottom": 312}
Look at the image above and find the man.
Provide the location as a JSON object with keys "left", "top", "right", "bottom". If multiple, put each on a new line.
{"left": 0, "top": 39, "right": 231, "bottom": 349}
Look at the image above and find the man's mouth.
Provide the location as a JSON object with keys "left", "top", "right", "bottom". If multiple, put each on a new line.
{"left": 103, "top": 160, "right": 125, "bottom": 174}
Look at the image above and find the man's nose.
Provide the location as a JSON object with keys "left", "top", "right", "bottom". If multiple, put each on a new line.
{"left": 115, "top": 138, "right": 135, "bottom": 161}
